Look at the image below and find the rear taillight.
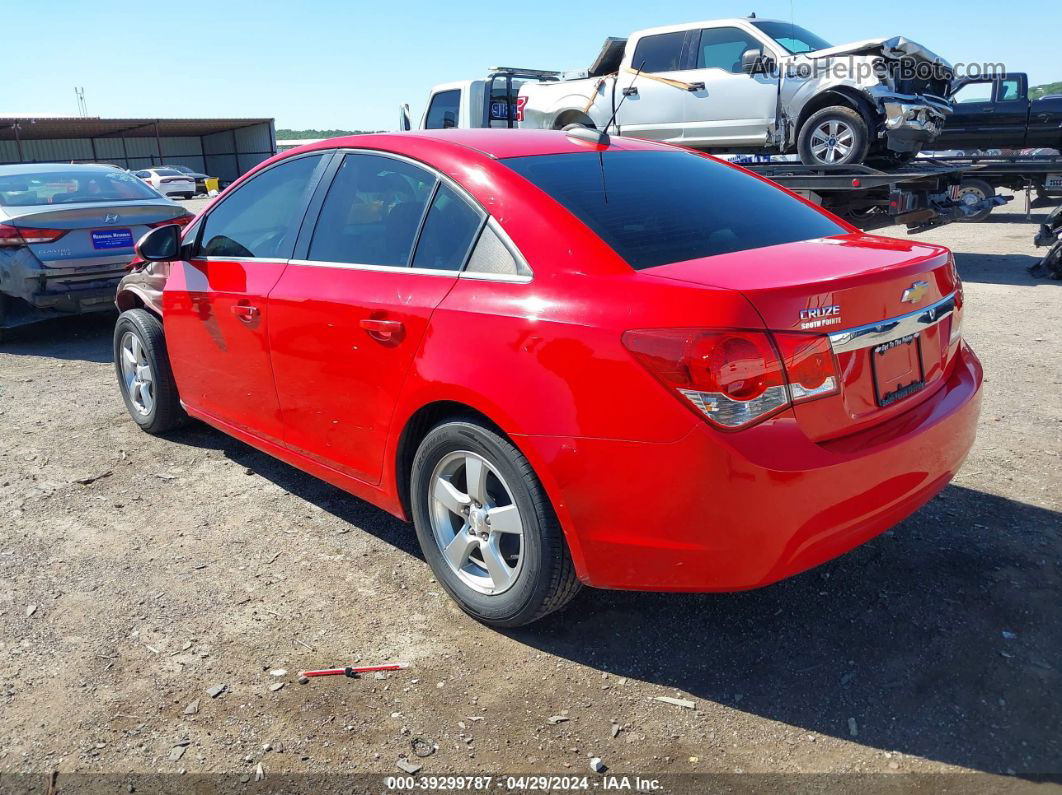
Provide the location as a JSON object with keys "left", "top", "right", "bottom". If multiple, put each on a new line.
{"left": 622, "top": 328, "right": 839, "bottom": 430}
{"left": 149, "top": 214, "right": 193, "bottom": 228}
{"left": 0, "top": 224, "right": 68, "bottom": 247}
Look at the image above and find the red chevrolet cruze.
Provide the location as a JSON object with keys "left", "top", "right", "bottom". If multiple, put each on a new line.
{"left": 114, "top": 129, "right": 982, "bottom": 626}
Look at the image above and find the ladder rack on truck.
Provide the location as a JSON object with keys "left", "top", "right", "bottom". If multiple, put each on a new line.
{"left": 741, "top": 161, "right": 1009, "bottom": 234}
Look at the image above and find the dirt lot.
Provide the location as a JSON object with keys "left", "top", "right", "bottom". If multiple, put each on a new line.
{"left": 0, "top": 194, "right": 1059, "bottom": 789}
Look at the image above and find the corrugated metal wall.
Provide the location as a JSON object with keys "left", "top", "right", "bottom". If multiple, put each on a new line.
{"left": 1, "top": 122, "right": 275, "bottom": 183}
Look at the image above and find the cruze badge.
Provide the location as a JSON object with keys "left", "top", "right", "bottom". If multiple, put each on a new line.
{"left": 799, "top": 305, "right": 841, "bottom": 329}
{"left": 901, "top": 281, "right": 929, "bottom": 303}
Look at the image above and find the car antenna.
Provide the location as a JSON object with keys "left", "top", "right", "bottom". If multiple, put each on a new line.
{"left": 602, "top": 60, "right": 644, "bottom": 136}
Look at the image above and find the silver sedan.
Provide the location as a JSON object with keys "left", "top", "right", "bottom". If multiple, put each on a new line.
{"left": 0, "top": 163, "right": 191, "bottom": 330}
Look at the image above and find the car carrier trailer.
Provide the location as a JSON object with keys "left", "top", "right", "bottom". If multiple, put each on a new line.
{"left": 919, "top": 154, "right": 1062, "bottom": 222}
{"left": 402, "top": 67, "right": 1005, "bottom": 234}
{"left": 739, "top": 160, "right": 1009, "bottom": 233}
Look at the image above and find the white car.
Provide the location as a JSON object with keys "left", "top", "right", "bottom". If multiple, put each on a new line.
{"left": 133, "top": 168, "right": 196, "bottom": 199}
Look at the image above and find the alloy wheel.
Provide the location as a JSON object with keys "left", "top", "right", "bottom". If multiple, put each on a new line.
{"left": 428, "top": 451, "right": 524, "bottom": 595}
{"left": 810, "top": 120, "right": 854, "bottom": 164}
{"left": 119, "top": 331, "right": 155, "bottom": 416}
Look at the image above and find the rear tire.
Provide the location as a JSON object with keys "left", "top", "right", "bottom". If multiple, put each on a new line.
{"left": 113, "top": 308, "right": 187, "bottom": 434}
{"left": 410, "top": 419, "right": 580, "bottom": 627}
{"left": 798, "top": 106, "right": 870, "bottom": 166}
{"left": 955, "top": 178, "right": 996, "bottom": 223}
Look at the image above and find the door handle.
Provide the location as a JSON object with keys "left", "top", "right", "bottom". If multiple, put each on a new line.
{"left": 360, "top": 317, "right": 404, "bottom": 342}
{"left": 686, "top": 82, "right": 706, "bottom": 92}
{"left": 231, "top": 303, "right": 259, "bottom": 322}
{"left": 622, "top": 87, "right": 638, "bottom": 97}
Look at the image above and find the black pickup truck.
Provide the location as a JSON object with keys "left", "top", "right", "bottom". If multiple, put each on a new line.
{"left": 935, "top": 73, "right": 1062, "bottom": 151}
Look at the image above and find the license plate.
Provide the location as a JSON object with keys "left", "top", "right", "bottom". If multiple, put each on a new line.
{"left": 91, "top": 228, "right": 134, "bottom": 250}
{"left": 872, "top": 334, "right": 925, "bottom": 407}
{"left": 1045, "top": 174, "right": 1062, "bottom": 190}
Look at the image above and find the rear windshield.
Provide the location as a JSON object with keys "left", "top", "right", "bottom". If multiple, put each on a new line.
{"left": 0, "top": 170, "right": 160, "bottom": 207}
{"left": 153, "top": 169, "right": 183, "bottom": 176}
{"left": 501, "top": 150, "right": 846, "bottom": 270}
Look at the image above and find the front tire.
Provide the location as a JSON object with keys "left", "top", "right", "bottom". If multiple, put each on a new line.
{"left": 798, "top": 106, "right": 870, "bottom": 166}
{"left": 113, "top": 309, "right": 187, "bottom": 434}
{"left": 410, "top": 420, "right": 580, "bottom": 627}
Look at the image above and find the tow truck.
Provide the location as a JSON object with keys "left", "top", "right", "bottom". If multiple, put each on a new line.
{"left": 401, "top": 67, "right": 1006, "bottom": 233}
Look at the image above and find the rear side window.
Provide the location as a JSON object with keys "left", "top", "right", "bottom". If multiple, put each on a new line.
{"left": 411, "top": 184, "right": 483, "bottom": 270}
{"left": 308, "top": 153, "right": 436, "bottom": 266}
{"left": 425, "top": 90, "right": 460, "bottom": 129}
{"left": 200, "top": 154, "right": 325, "bottom": 259}
{"left": 502, "top": 150, "right": 846, "bottom": 270}
{"left": 630, "top": 31, "right": 686, "bottom": 73}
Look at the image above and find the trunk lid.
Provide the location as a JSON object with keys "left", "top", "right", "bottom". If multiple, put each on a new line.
{"left": 9, "top": 203, "right": 186, "bottom": 269}
{"left": 645, "top": 233, "right": 963, "bottom": 440}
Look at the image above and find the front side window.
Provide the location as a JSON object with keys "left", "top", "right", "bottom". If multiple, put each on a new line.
{"left": 199, "top": 154, "right": 325, "bottom": 259}
{"left": 502, "top": 150, "right": 846, "bottom": 270}
{"left": 425, "top": 90, "right": 460, "bottom": 129}
{"left": 630, "top": 31, "right": 686, "bottom": 73}
{"left": 0, "top": 169, "right": 161, "bottom": 207}
{"left": 697, "top": 27, "right": 763, "bottom": 73}
{"left": 307, "top": 154, "right": 436, "bottom": 266}
{"left": 953, "top": 81, "right": 993, "bottom": 104}
{"left": 750, "top": 21, "right": 831, "bottom": 54}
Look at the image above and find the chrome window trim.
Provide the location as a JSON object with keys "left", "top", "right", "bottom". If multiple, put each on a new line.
{"left": 286, "top": 259, "right": 459, "bottom": 277}
{"left": 459, "top": 270, "right": 532, "bottom": 284}
{"left": 828, "top": 293, "right": 956, "bottom": 354}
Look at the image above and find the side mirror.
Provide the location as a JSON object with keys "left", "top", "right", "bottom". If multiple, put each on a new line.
{"left": 135, "top": 224, "right": 180, "bottom": 262}
{"left": 399, "top": 103, "right": 412, "bottom": 132}
{"left": 741, "top": 48, "right": 773, "bottom": 75}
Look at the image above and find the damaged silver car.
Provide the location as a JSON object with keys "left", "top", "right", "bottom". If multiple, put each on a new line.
{"left": 514, "top": 16, "right": 953, "bottom": 166}
{"left": 0, "top": 164, "right": 191, "bottom": 333}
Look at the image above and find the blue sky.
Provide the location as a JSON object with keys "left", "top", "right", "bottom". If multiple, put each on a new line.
{"left": 6, "top": 0, "right": 1059, "bottom": 130}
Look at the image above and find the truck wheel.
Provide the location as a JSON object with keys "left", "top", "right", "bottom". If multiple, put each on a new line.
{"left": 955, "top": 178, "right": 995, "bottom": 223}
{"left": 410, "top": 419, "right": 581, "bottom": 627}
{"left": 113, "top": 308, "right": 188, "bottom": 434}
{"left": 798, "top": 106, "right": 870, "bottom": 166}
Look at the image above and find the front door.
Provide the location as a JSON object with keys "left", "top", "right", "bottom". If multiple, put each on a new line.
{"left": 683, "top": 26, "right": 779, "bottom": 147}
{"left": 163, "top": 152, "right": 329, "bottom": 443}
{"left": 268, "top": 153, "right": 486, "bottom": 484}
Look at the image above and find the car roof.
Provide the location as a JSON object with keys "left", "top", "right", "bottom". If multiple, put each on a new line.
{"left": 0, "top": 162, "right": 127, "bottom": 176}
{"left": 292, "top": 129, "right": 671, "bottom": 160}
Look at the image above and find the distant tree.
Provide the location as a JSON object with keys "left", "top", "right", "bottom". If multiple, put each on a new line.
{"left": 1030, "top": 82, "right": 1062, "bottom": 99}
{"left": 276, "top": 128, "right": 381, "bottom": 139}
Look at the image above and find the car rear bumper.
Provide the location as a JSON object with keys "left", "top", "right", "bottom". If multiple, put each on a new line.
{"left": 517, "top": 341, "right": 983, "bottom": 591}
{"left": 1, "top": 248, "right": 125, "bottom": 324}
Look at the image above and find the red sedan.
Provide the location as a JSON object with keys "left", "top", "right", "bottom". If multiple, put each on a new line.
{"left": 115, "top": 129, "right": 982, "bottom": 626}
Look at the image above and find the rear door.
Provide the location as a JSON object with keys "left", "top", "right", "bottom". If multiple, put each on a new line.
{"left": 683, "top": 25, "right": 779, "bottom": 147}
{"left": 268, "top": 152, "right": 485, "bottom": 484}
{"left": 163, "top": 152, "right": 329, "bottom": 443}
{"left": 615, "top": 30, "right": 692, "bottom": 142}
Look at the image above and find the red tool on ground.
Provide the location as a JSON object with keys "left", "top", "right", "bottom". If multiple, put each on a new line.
{"left": 298, "top": 662, "right": 409, "bottom": 682}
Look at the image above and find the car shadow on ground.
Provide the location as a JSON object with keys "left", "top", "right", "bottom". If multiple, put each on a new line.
{"left": 0, "top": 311, "right": 116, "bottom": 363}
{"left": 953, "top": 252, "right": 1057, "bottom": 287}
{"left": 170, "top": 421, "right": 1060, "bottom": 776}
{"left": 514, "top": 485, "right": 1061, "bottom": 776}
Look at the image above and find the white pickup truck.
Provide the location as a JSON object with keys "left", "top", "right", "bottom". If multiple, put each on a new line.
{"left": 406, "top": 17, "right": 954, "bottom": 166}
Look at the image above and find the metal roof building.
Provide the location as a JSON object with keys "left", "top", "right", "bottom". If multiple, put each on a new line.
{"left": 0, "top": 117, "right": 276, "bottom": 182}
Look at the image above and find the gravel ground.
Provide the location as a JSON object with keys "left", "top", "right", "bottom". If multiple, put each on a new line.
{"left": 0, "top": 194, "right": 1059, "bottom": 788}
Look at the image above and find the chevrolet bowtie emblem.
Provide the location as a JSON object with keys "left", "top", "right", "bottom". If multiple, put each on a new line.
{"left": 901, "top": 281, "right": 929, "bottom": 303}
